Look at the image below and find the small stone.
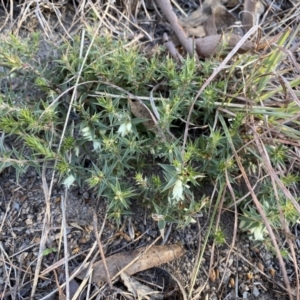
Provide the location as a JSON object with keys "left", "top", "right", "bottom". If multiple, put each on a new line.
{"left": 211, "top": 295, "right": 218, "bottom": 300}
{"left": 243, "top": 265, "right": 249, "bottom": 272}
{"left": 34, "top": 237, "right": 41, "bottom": 243}
{"left": 25, "top": 218, "right": 33, "bottom": 225}
{"left": 222, "top": 269, "right": 232, "bottom": 283}
{"left": 87, "top": 225, "right": 94, "bottom": 231}
{"left": 240, "top": 283, "right": 249, "bottom": 292}
{"left": 263, "top": 253, "right": 272, "bottom": 261}
{"left": 252, "top": 286, "right": 260, "bottom": 297}
{"left": 82, "top": 192, "right": 89, "bottom": 199}
{"left": 286, "top": 268, "right": 293, "bottom": 275}
{"left": 243, "top": 291, "right": 250, "bottom": 298}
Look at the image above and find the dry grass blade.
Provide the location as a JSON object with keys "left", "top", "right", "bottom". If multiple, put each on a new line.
{"left": 183, "top": 25, "right": 260, "bottom": 153}
{"left": 0, "top": 242, "right": 14, "bottom": 298}
{"left": 61, "top": 193, "right": 70, "bottom": 299}
{"left": 154, "top": 0, "right": 196, "bottom": 58}
{"left": 30, "top": 164, "right": 51, "bottom": 298}
{"left": 219, "top": 115, "right": 294, "bottom": 300}
{"left": 163, "top": 33, "right": 184, "bottom": 62}
{"left": 39, "top": 229, "right": 104, "bottom": 299}
{"left": 93, "top": 212, "right": 112, "bottom": 288}
{"left": 189, "top": 183, "right": 224, "bottom": 298}
{"left": 0, "top": 0, "right": 13, "bottom": 32}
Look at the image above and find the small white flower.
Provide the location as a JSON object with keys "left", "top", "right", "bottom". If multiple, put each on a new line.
{"left": 172, "top": 179, "right": 184, "bottom": 201}
{"left": 81, "top": 126, "right": 93, "bottom": 140}
{"left": 63, "top": 174, "right": 75, "bottom": 188}
{"left": 93, "top": 140, "right": 101, "bottom": 150}
{"left": 118, "top": 121, "right": 132, "bottom": 137}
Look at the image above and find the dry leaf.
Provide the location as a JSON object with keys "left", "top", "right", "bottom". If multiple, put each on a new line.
{"left": 55, "top": 196, "right": 61, "bottom": 203}
{"left": 119, "top": 231, "right": 132, "bottom": 242}
{"left": 75, "top": 244, "right": 185, "bottom": 283}
{"left": 251, "top": 247, "right": 260, "bottom": 253}
{"left": 269, "top": 268, "right": 276, "bottom": 277}
{"left": 20, "top": 195, "right": 27, "bottom": 202}
{"left": 225, "top": 0, "right": 241, "bottom": 7}
{"left": 247, "top": 271, "right": 254, "bottom": 280}
{"left": 243, "top": 0, "right": 265, "bottom": 32}
{"left": 209, "top": 268, "right": 217, "bottom": 282}
{"left": 179, "top": 7, "right": 207, "bottom": 28}
{"left": 69, "top": 222, "right": 84, "bottom": 231}
{"left": 185, "top": 26, "right": 206, "bottom": 38}
{"left": 128, "top": 98, "right": 157, "bottom": 133}
{"left": 195, "top": 34, "right": 254, "bottom": 57}
{"left": 257, "top": 261, "right": 264, "bottom": 272}
{"left": 214, "top": 7, "right": 238, "bottom": 32}
{"left": 203, "top": 7, "right": 238, "bottom": 36}
{"left": 179, "top": 0, "right": 224, "bottom": 28}
{"left": 203, "top": 15, "right": 218, "bottom": 36}
{"left": 229, "top": 277, "right": 235, "bottom": 287}
{"left": 195, "top": 35, "right": 222, "bottom": 57}
{"left": 216, "top": 268, "right": 220, "bottom": 280}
